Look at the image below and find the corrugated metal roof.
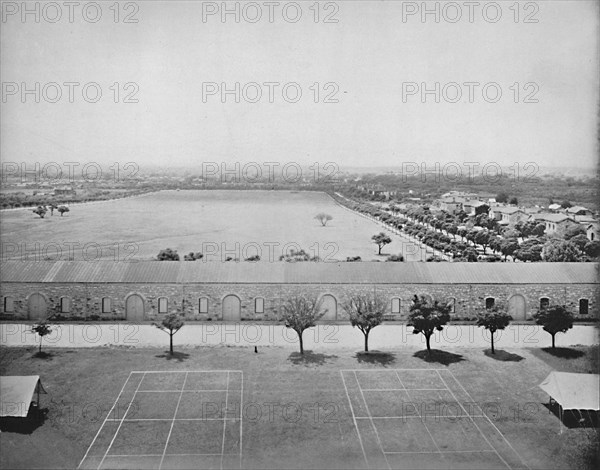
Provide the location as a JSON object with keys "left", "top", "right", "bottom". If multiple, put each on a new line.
{"left": 0, "top": 261, "right": 598, "bottom": 285}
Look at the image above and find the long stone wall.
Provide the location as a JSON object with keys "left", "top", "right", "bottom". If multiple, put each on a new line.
{"left": 1, "top": 282, "right": 597, "bottom": 321}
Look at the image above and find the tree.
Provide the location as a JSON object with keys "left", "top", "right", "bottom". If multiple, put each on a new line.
{"left": 499, "top": 238, "right": 519, "bottom": 261}
{"left": 460, "top": 247, "right": 479, "bottom": 262}
{"left": 279, "top": 249, "right": 320, "bottom": 262}
{"left": 560, "top": 200, "right": 572, "bottom": 209}
{"left": 542, "top": 239, "right": 584, "bottom": 262}
{"left": 372, "top": 232, "right": 392, "bottom": 255}
{"left": 57, "top": 205, "right": 70, "bottom": 216}
{"left": 153, "top": 313, "right": 185, "bottom": 354}
{"left": 31, "top": 322, "right": 53, "bottom": 354}
{"left": 474, "top": 231, "right": 491, "bottom": 253}
{"left": 48, "top": 203, "right": 58, "bottom": 216}
{"left": 157, "top": 248, "right": 180, "bottom": 261}
{"left": 446, "top": 223, "right": 458, "bottom": 240}
{"left": 563, "top": 225, "right": 586, "bottom": 240}
{"left": 32, "top": 206, "right": 47, "bottom": 218}
{"left": 509, "top": 197, "right": 518, "bottom": 205}
{"left": 569, "top": 234, "right": 590, "bottom": 252}
{"left": 531, "top": 223, "right": 546, "bottom": 238}
{"left": 502, "top": 228, "right": 521, "bottom": 240}
{"left": 496, "top": 192, "right": 509, "bottom": 203}
{"left": 533, "top": 304, "right": 574, "bottom": 349}
{"left": 314, "top": 213, "right": 333, "bottom": 226}
{"left": 344, "top": 294, "right": 386, "bottom": 351}
{"left": 476, "top": 306, "right": 512, "bottom": 354}
{"left": 407, "top": 295, "right": 451, "bottom": 355}
{"left": 184, "top": 252, "right": 203, "bottom": 261}
{"left": 584, "top": 240, "right": 600, "bottom": 258}
{"left": 279, "top": 296, "right": 325, "bottom": 354}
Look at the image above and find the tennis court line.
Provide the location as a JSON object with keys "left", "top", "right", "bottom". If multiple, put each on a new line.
{"left": 159, "top": 371, "right": 189, "bottom": 470}
{"left": 97, "top": 372, "right": 147, "bottom": 470}
{"left": 77, "top": 371, "right": 134, "bottom": 470}
{"left": 354, "top": 371, "right": 392, "bottom": 470}
{"left": 339, "top": 371, "right": 369, "bottom": 468}
{"left": 435, "top": 370, "right": 511, "bottom": 469}
{"left": 446, "top": 369, "right": 530, "bottom": 470}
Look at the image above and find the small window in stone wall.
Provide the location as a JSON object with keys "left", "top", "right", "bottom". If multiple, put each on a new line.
{"left": 60, "top": 297, "right": 71, "bottom": 313}
{"left": 255, "top": 298, "right": 264, "bottom": 314}
{"left": 3, "top": 297, "right": 14, "bottom": 313}
{"left": 447, "top": 298, "right": 456, "bottom": 313}
{"left": 199, "top": 297, "right": 208, "bottom": 314}
{"left": 485, "top": 297, "right": 495, "bottom": 309}
{"left": 158, "top": 297, "right": 168, "bottom": 314}
{"left": 540, "top": 297, "right": 550, "bottom": 310}
{"left": 391, "top": 298, "right": 401, "bottom": 314}
{"left": 579, "top": 299, "right": 589, "bottom": 315}
{"left": 102, "top": 297, "right": 112, "bottom": 313}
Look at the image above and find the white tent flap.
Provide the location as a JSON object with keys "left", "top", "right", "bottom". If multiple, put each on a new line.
{"left": 539, "top": 372, "right": 600, "bottom": 411}
{"left": 0, "top": 376, "right": 44, "bottom": 418}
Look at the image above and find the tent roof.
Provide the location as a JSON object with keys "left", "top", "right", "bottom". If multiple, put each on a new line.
{"left": 539, "top": 372, "right": 600, "bottom": 411}
{"left": 0, "top": 376, "right": 45, "bottom": 417}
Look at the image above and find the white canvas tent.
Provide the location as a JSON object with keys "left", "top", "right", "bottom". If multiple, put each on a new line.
{"left": 0, "top": 376, "right": 47, "bottom": 418}
{"left": 539, "top": 372, "right": 599, "bottom": 431}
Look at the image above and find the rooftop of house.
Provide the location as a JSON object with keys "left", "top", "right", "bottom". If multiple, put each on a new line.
{"left": 533, "top": 213, "right": 576, "bottom": 223}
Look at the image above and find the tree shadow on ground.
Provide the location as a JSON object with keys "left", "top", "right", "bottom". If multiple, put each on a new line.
{"left": 354, "top": 351, "right": 396, "bottom": 367}
{"left": 31, "top": 351, "right": 54, "bottom": 360}
{"left": 484, "top": 349, "right": 525, "bottom": 362}
{"left": 542, "top": 347, "right": 585, "bottom": 359}
{"left": 413, "top": 349, "right": 464, "bottom": 365}
{"left": 542, "top": 402, "right": 599, "bottom": 429}
{"left": 0, "top": 407, "right": 48, "bottom": 434}
{"left": 287, "top": 350, "right": 338, "bottom": 367}
{"left": 154, "top": 351, "right": 190, "bottom": 362}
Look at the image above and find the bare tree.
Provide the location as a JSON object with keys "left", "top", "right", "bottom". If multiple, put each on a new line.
{"left": 279, "top": 295, "right": 325, "bottom": 354}
{"left": 153, "top": 313, "right": 185, "bottom": 354}
{"left": 314, "top": 213, "right": 333, "bottom": 226}
{"left": 343, "top": 294, "right": 386, "bottom": 351}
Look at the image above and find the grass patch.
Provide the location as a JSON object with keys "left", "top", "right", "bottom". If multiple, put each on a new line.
{"left": 0, "top": 345, "right": 598, "bottom": 470}
{"left": 528, "top": 345, "right": 599, "bottom": 374}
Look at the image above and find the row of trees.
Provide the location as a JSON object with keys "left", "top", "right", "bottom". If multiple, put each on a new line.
{"left": 32, "top": 204, "right": 70, "bottom": 218}
{"left": 282, "top": 295, "right": 575, "bottom": 355}
{"left": 28, "top": 294, "right": 574, "bottom": 357}
{"left": 334, "top": 192, "right": 599, "bottom": 262}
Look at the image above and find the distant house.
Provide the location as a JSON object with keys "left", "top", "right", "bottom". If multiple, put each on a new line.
{"left": 441, "top": 191, "right": 478, "bottom": 200}
{"left": 566, "top": 206, "right": 593, "bottom": 217}
{"left": 489, "top": 206, "right": 528, "bottom": 226}
{"left": 587, "top": 223, "right": 599, "bottom": 242}
{"left": 533, "top": 213, "right": 579, "bottom": 236}
{"left": 548, "top": 203, "right": 562, "bottom": 212}
{"left": 463, "top": 200, "right": 488, "bottom": 216}
{"left": 438, "top": 196, "right": 464, "bottom": 215}
{"left": 54, "top": 186, "right": 76, "bottom": 196}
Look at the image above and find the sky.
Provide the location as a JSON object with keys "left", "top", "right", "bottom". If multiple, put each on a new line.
{"left": 1, "top": 0, "right": 598, "bottom": 172}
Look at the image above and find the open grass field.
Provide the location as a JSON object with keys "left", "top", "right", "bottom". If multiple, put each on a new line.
{"left": 0, "top": 345, "right": 598, "bottom": 470}
{"left": 0, "top": 190, "right": 422, "bottom": 262}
